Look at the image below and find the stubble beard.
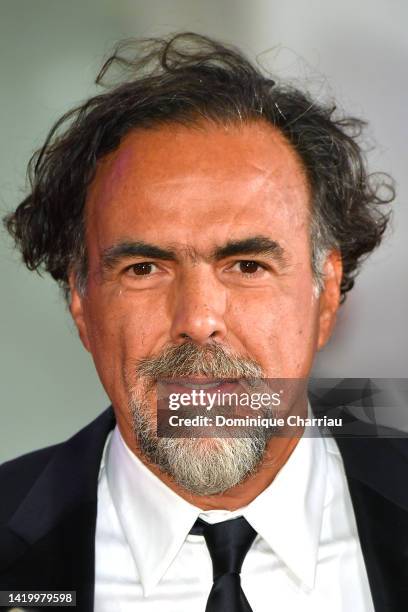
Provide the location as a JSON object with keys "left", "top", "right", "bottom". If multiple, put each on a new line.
{"left": 127, "top": 342, "right": 274, "bottom": 496}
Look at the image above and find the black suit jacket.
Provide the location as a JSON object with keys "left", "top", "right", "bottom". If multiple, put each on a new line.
{"left": 1, "top": 407, "right": 408, "bottom": 611}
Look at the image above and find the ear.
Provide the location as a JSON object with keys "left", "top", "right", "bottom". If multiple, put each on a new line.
{"left": 68, "top": 272, "right": 92, "bottom": 352}
{"left": 317, "top": 250, "right": 343, "bottom": 350}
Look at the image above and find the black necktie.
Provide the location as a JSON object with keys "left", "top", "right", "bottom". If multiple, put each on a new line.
{"left": 190, "top": 517, "right": 257, "bottom": 612}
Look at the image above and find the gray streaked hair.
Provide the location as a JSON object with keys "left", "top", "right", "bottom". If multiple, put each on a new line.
{"left": 4, "top": 32, "right": 394, "bottom": 303}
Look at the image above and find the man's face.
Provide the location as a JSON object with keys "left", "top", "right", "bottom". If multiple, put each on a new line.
{"left": 70, "top": 120, "right": 340, "bottom": 463}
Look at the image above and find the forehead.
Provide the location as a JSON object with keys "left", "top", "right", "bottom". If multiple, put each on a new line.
{"left": 85, "top": 121, "right": 310, "bottom": 251}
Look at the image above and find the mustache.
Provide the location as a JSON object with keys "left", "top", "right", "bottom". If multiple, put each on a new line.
{"left": 134, "top": 342, "right": 264, "bottom": 380}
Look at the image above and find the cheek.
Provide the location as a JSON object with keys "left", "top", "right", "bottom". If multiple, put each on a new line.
{"left": 82, "top": 291, "right": 168, "bottom": 396}
{"left": 85, "top": 286, "right": 163, "bottom": 345}
{"left": 226, "top": 282, "right": 320, "bottom": 376}
{"left": 275, "top": 297, "right": 320, "bottom": 376}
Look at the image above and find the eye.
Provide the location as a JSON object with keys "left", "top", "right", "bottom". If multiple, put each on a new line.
{"left": 232, "top": 260, "right": 267, "bottom": 275}
{"left": 126, "top": 262, "right": 158, "bottom": 276}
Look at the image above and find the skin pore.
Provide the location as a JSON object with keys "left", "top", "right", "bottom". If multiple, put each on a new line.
{"left": 69, "top": 120, "right": 342, "bottom": 510}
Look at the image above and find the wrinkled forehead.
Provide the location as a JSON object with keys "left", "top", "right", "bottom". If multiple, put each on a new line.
{"left": 85, "top": 121, "right": 311, "bottom": 252}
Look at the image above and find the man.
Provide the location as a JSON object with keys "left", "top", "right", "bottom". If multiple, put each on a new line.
{"left": 1, "top": 33, "right": 406, "bottom": 612}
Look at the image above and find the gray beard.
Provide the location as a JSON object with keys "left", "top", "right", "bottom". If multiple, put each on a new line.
{"left": 127, "top": 342, "right": 272, "bottom": 496}
{"left": 130, "top": 396, "right": 269, "bottom": 495}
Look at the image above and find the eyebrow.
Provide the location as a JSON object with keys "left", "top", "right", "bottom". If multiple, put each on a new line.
{"left": 211, "top": 236, "right": 287, "bottom": 264}
{"left": 100, "top": 235, "right": 288, "bottom": 273}
{"left": 101, "top": 241, "right": 177, "bottom": 271}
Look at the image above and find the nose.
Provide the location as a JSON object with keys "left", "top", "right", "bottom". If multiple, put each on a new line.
{"left": 169, "top": 267, "right": 227, "bottom": 345}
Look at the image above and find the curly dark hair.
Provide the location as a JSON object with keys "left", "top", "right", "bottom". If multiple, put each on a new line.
{"left": 3, "top": 32, "right": 394, "bottom": 302}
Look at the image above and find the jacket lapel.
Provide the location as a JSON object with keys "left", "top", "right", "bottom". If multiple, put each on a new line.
{"left": 311, "top": 381, "right": 408, "bottom": 610}
{"left": 1, "top": 408, "right": 116, "bottom": 611}
{"left": 336, "top": 435, "right": 408, "bottom": 612}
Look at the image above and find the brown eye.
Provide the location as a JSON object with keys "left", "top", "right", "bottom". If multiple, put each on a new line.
{"left": 129, "top": 262, "right": 155, "bottom": 275}
{"left": 238, "top": 260, "right": 261, "bottom": 274}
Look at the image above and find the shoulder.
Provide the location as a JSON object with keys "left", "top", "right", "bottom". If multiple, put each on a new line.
{"left": 0, "top": 443, "right": 61, "bottom": 523}
{"left": 334, "top": 434, "right": 408, "bottom": 511}
{"left": 0, "top": 407, "right": 116, "bottom": 526}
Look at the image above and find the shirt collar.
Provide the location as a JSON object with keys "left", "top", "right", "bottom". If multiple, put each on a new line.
{"left": 243, "top": 432, "right": 327, "bottom": 589}
{"left": 105, "top": 427, "right": 200, "bottom": 596}
{"left": 105, "top": 421, "right": 328, "bottom": 595}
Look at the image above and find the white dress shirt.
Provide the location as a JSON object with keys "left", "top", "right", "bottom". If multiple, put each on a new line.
{"left": 94, "top": 425, "right": 374, "bottom": 611}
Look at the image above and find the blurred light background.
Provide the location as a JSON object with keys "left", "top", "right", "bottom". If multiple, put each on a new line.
{"left": 1, "top": 0, "right": 407, "bottom": 462}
